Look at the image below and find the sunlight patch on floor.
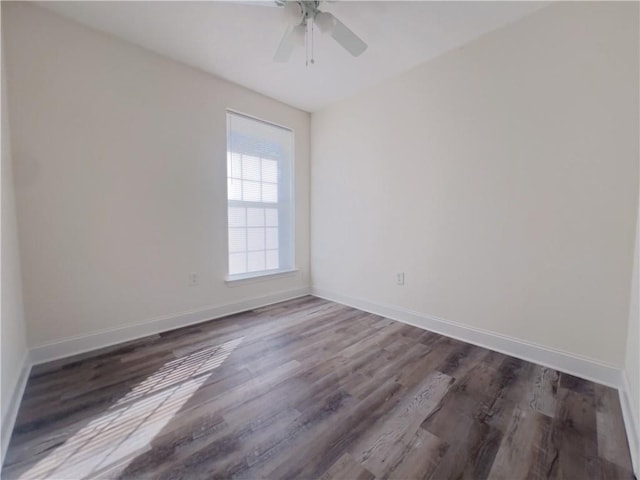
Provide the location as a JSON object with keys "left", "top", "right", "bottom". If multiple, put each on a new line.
{"left": 17, "top": 337, "right": 243, "bottom": 479}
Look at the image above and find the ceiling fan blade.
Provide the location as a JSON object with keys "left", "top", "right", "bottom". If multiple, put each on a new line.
{"left": 229, "top": 1, "right": 280, "bottom": 7}
{"left": 273, "top": 24, "right": 305, "bottom": 62}
{"left": 315, "top": 11, "right": 367, "bottom": 57}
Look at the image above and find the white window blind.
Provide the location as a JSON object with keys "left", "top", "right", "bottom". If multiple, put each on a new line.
{"left": 226, "top": 112, "right": 294, "bottom": 279}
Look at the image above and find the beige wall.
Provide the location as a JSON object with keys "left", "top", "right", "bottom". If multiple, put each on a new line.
{"left": 2, "top": 2, "right": 310, "bottom": 348}
{"left": 626, "top": 205, "right": 640, "bottom": 470}
{"left": 3, "top": 1, "right": 638, "bottom": 371}
{"left": 311, "top": 2, "right": 639, "bottom": 366}
{"left": 1, "top": 36, "right": 28, "bottom": 457}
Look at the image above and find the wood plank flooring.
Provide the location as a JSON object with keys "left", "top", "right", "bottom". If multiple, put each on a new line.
{"left": 2, "top": 296, "right": 634, "bottom": 479}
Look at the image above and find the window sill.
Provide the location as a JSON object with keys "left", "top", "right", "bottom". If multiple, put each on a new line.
{"left": 225, "top": 269, "right": 299, "bottom": 287}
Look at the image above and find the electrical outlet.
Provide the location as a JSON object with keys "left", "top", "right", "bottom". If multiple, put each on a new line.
{"left": 189, "top": 272, "right": 199, "bottom": 286}
{"left": 396, "top": 272, "right": 405, "bottom": 286}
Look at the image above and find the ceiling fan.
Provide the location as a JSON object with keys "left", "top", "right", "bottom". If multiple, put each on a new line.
{"left": 272, "top": 1, "right": 367, "bottom": 63}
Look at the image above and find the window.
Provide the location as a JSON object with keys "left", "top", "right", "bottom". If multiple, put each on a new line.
{"left": 226, "top": 111, "right": 294, "bottom": 279}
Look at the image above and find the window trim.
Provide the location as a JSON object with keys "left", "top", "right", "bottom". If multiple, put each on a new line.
{"left": 225, "top": 268, "right": 299, "bottom": 286}
{"left": 225, "top": 109, "right": 296, "bottom": 282}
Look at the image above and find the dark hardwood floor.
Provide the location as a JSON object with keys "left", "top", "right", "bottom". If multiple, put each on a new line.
{"left": 2, "top": 296, "right": 634, "bottom": 479}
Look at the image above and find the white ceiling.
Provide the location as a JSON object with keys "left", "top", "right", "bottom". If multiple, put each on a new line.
{"left": 38, "top": 1, "right": 548, "bottom": 112}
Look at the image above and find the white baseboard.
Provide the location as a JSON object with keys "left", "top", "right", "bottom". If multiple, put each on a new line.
{"left": 620, "top": 370, "right": 639, "bottom": 477}
{"left": 1, "top": 350, "right": 31, "bottom": 467}
{"left": 311, "top": 287, "right": 621, "bottom": 388}
{"left": 29, "top": 287, "right": 311, "bottom": 365}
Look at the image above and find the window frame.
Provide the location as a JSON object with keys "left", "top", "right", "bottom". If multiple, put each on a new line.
{"left": 225, "top": 110, "right": 296, "bottom": 283}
